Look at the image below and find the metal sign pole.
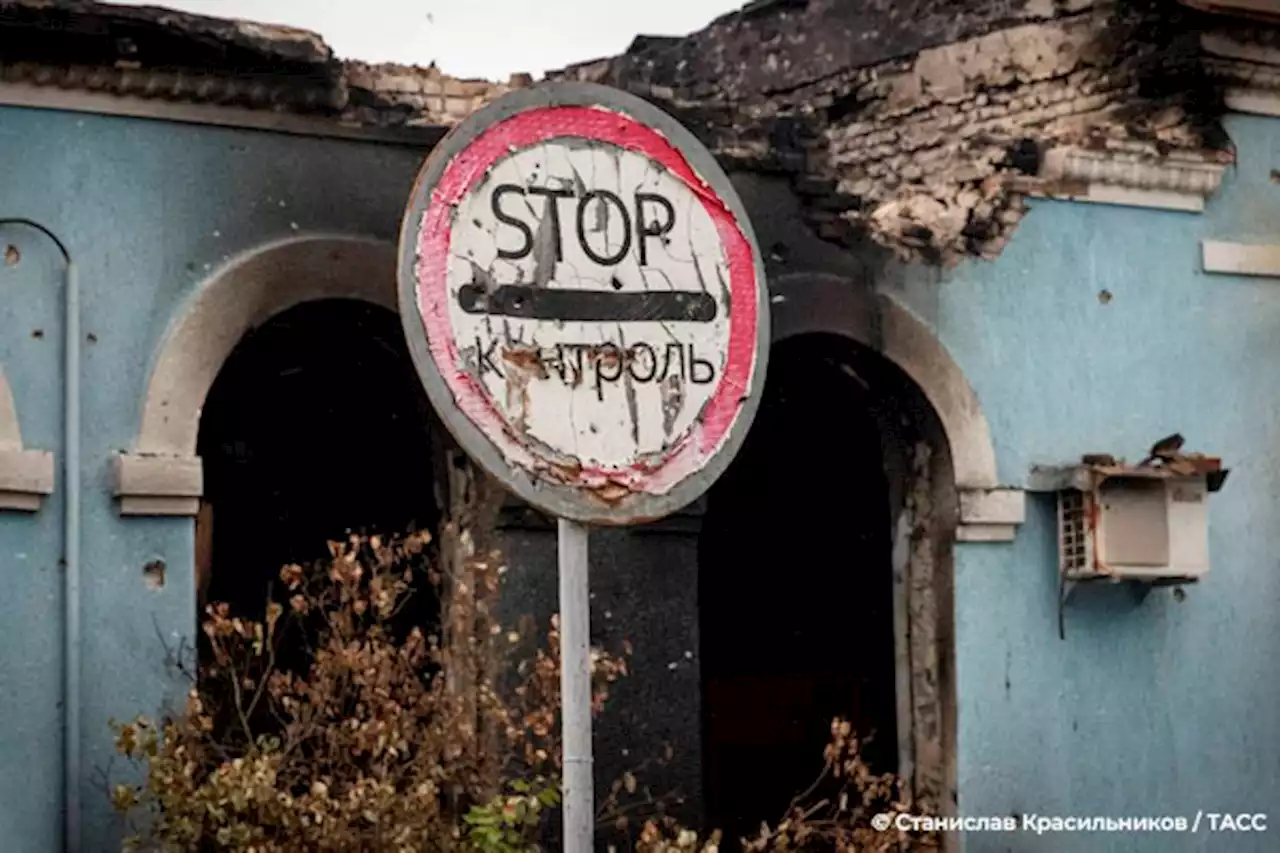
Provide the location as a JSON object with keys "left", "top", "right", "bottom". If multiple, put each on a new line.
{"left": 557, "top": 518, "right": 593, "bottom": 853}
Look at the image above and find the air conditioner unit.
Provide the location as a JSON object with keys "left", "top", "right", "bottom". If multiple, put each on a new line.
{"left": 1031, "top": 451, "right": 1229, "bottom": 585}
{"left": 1057, "top": 469, "right": 1217, "bottom": 582}
{"left": 1030, "top": 446, "right": 1229, "bottom": 637}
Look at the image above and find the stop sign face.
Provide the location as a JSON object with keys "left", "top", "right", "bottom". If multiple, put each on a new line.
{"left": 398, "top": 83, "right": 768, "bottom": 524}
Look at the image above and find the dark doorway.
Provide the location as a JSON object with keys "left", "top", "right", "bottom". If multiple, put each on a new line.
{"left": 196, "top": 299, "right": 440, "bottom": 651}
{"left": 697, "top": 333, "right": 899, "bottom": 847}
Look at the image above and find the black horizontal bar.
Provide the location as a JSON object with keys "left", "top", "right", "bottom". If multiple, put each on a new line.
{"left": 457, "top": 284, "right": 717, "bottom": 323}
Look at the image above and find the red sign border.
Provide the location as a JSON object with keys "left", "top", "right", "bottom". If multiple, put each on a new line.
{"left": 414, "top": 104, "right": 760, "bottom": 493}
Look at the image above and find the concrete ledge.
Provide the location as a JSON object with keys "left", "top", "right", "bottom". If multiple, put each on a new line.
{"left": 115, "top": 453, "right": 203, "bottom": 517}
{"left": 1203, "top": 29, "right": 1280, "bottom": 118}
{"left": 1202, "top": 240, "right": 1280, "bottom": 277}
{"left": 957, "top": 523, "right": 1020, "bottom": 543}
{"left": 1045, "top": 184, "right": 1207, "bottom": 213}
{"left": 1224, "top": 88, "right": 1280, "bottom": 118}
{"left": 1034, "top": 147, "right": 1227, "bottom": 214}
{"left": 0, "top": 80, "right": 447, "bottom": 147}
{"left": 0, "top": 447, "right": 55, "bottom": 512}
{"left": 957, "top": 487, "right": 1025, "bottom": 543}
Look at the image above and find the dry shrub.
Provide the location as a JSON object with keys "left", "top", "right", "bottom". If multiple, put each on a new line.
{"left": 110, "top": 530, "right": 933, "bottom": 852}
{"left": 630, "top": 720, "right": 938, "bottom": 853}
{"left": 111, "top": 531, "right": 625, "bottom": 852}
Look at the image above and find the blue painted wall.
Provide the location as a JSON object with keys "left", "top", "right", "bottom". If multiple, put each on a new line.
{"left": 0, "top": 102, "right": 1277, "bottom": 852}
{"left": 0, "top": 105, "right": 431, "bottom": 849}
{"left": 908, "top": 114, "right": 1280, "bottom": 852}
{"left": 0, "top": 219, "right": 67, "bottom": 851}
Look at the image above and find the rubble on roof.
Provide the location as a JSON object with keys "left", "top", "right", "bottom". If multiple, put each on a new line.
{"left": 551, "top": 0, "right": 1258, "bottom": 265}
{"left": 2, "top": 0, "right": 1276, "bottom": 266}
{"left": 0, "top": 0, "right": 520, "bottom": 128}
{"left": 342, "top": 62, "right": 528, "bottom": 128}
{"left": 0, "top": 0, "right": 334, "bottom": 68}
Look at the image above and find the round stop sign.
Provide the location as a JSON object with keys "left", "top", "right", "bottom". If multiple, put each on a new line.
{"left": 398, "top": 83, "right": 768, "bottom": 524}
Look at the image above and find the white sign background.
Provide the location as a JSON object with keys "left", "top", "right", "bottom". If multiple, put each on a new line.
{"left": 449, "top": 141, "right": 732, "bottom": 474}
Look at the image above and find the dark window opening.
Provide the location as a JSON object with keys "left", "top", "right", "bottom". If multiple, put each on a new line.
{"left": 698, "top": 333, "right": 898, "bottom": 848}
{"left": 196, "top": 298, "right": 441, "bottom": 674}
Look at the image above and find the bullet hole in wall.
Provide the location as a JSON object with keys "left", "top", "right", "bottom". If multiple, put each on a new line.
{"left": 1098, "top": 289, "right": 1113, "bottom": 305}
{"left": 143, "top": 559, "right": 166, "bottom": 590}
{"left": 4, "top": 245, "right": 18, "bottom": 266}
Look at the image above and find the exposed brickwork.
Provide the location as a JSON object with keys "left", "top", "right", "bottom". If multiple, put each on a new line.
{"left": 2, "top": 0, "right": 1276, "bottom": 263}
{"left": 553, "top": 0, "right": 1247, "bottom": 264}
{"left": 342, "top": 62, "right": 527, "bottom": 127}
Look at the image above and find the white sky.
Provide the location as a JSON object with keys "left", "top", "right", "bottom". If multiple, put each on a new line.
{"left": 112, "top": 0, "right": 741, "bottom": 80}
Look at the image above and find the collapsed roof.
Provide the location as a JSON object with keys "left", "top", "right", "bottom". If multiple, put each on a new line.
{"left": 1, "top": 0, "right": 1276, "bottom": 263}
{"left": 554, "top": 0, "right": 1275, "bottom": 263}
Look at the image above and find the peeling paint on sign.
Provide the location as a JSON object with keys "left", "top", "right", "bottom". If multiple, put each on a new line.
{"left": 399, "top": 84, "right": 769, "bottom": 524}
{"left": 449, "top": 138, "right": 737, "bottom": 472}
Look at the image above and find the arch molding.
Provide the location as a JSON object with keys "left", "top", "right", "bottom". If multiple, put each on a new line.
{"left": 116, "top": 235, "right": 396, "bottom": 515}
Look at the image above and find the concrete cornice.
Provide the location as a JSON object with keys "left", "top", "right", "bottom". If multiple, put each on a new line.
{"left": 0, "top": 78, "right": 445, "bottom": 146}
{"left": 1030, "top": 147, "right": 1229, "bottom": 213}
{"left": 957, "top": 488, "right": 1026, "bottom": 543}
{"left": 1203, "top": 29, "right": 1280, "bottom": 117}
{"left": 0, "top": 367, "right": 53, "bottom": 512}
{"left": 114, "top": 453, "right": 202, "bottom": 517}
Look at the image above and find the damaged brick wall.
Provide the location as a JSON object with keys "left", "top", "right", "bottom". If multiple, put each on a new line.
{"left": 1, "top": 0, "right": 1261, "bottom": 262}
{"left": 342, "top": 63, "right": 531, "bottom": 128}
{"left": 554, "top": 0, "right": 1239, "bottom": 264}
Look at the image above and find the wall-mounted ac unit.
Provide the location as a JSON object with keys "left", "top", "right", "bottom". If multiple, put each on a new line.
{"left": 1029, "top": 442, "right": 1229, "bottom": 635}
{"left": 1055, "top": 467, "right": 1219, "bottom": 582}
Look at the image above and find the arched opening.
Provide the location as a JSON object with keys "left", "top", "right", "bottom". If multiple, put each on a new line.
{"left": 195, "top": 298, "right": 440, "bottom": 649}
{"left": 698, "top": 331, "right": 953, "bottom": 846}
